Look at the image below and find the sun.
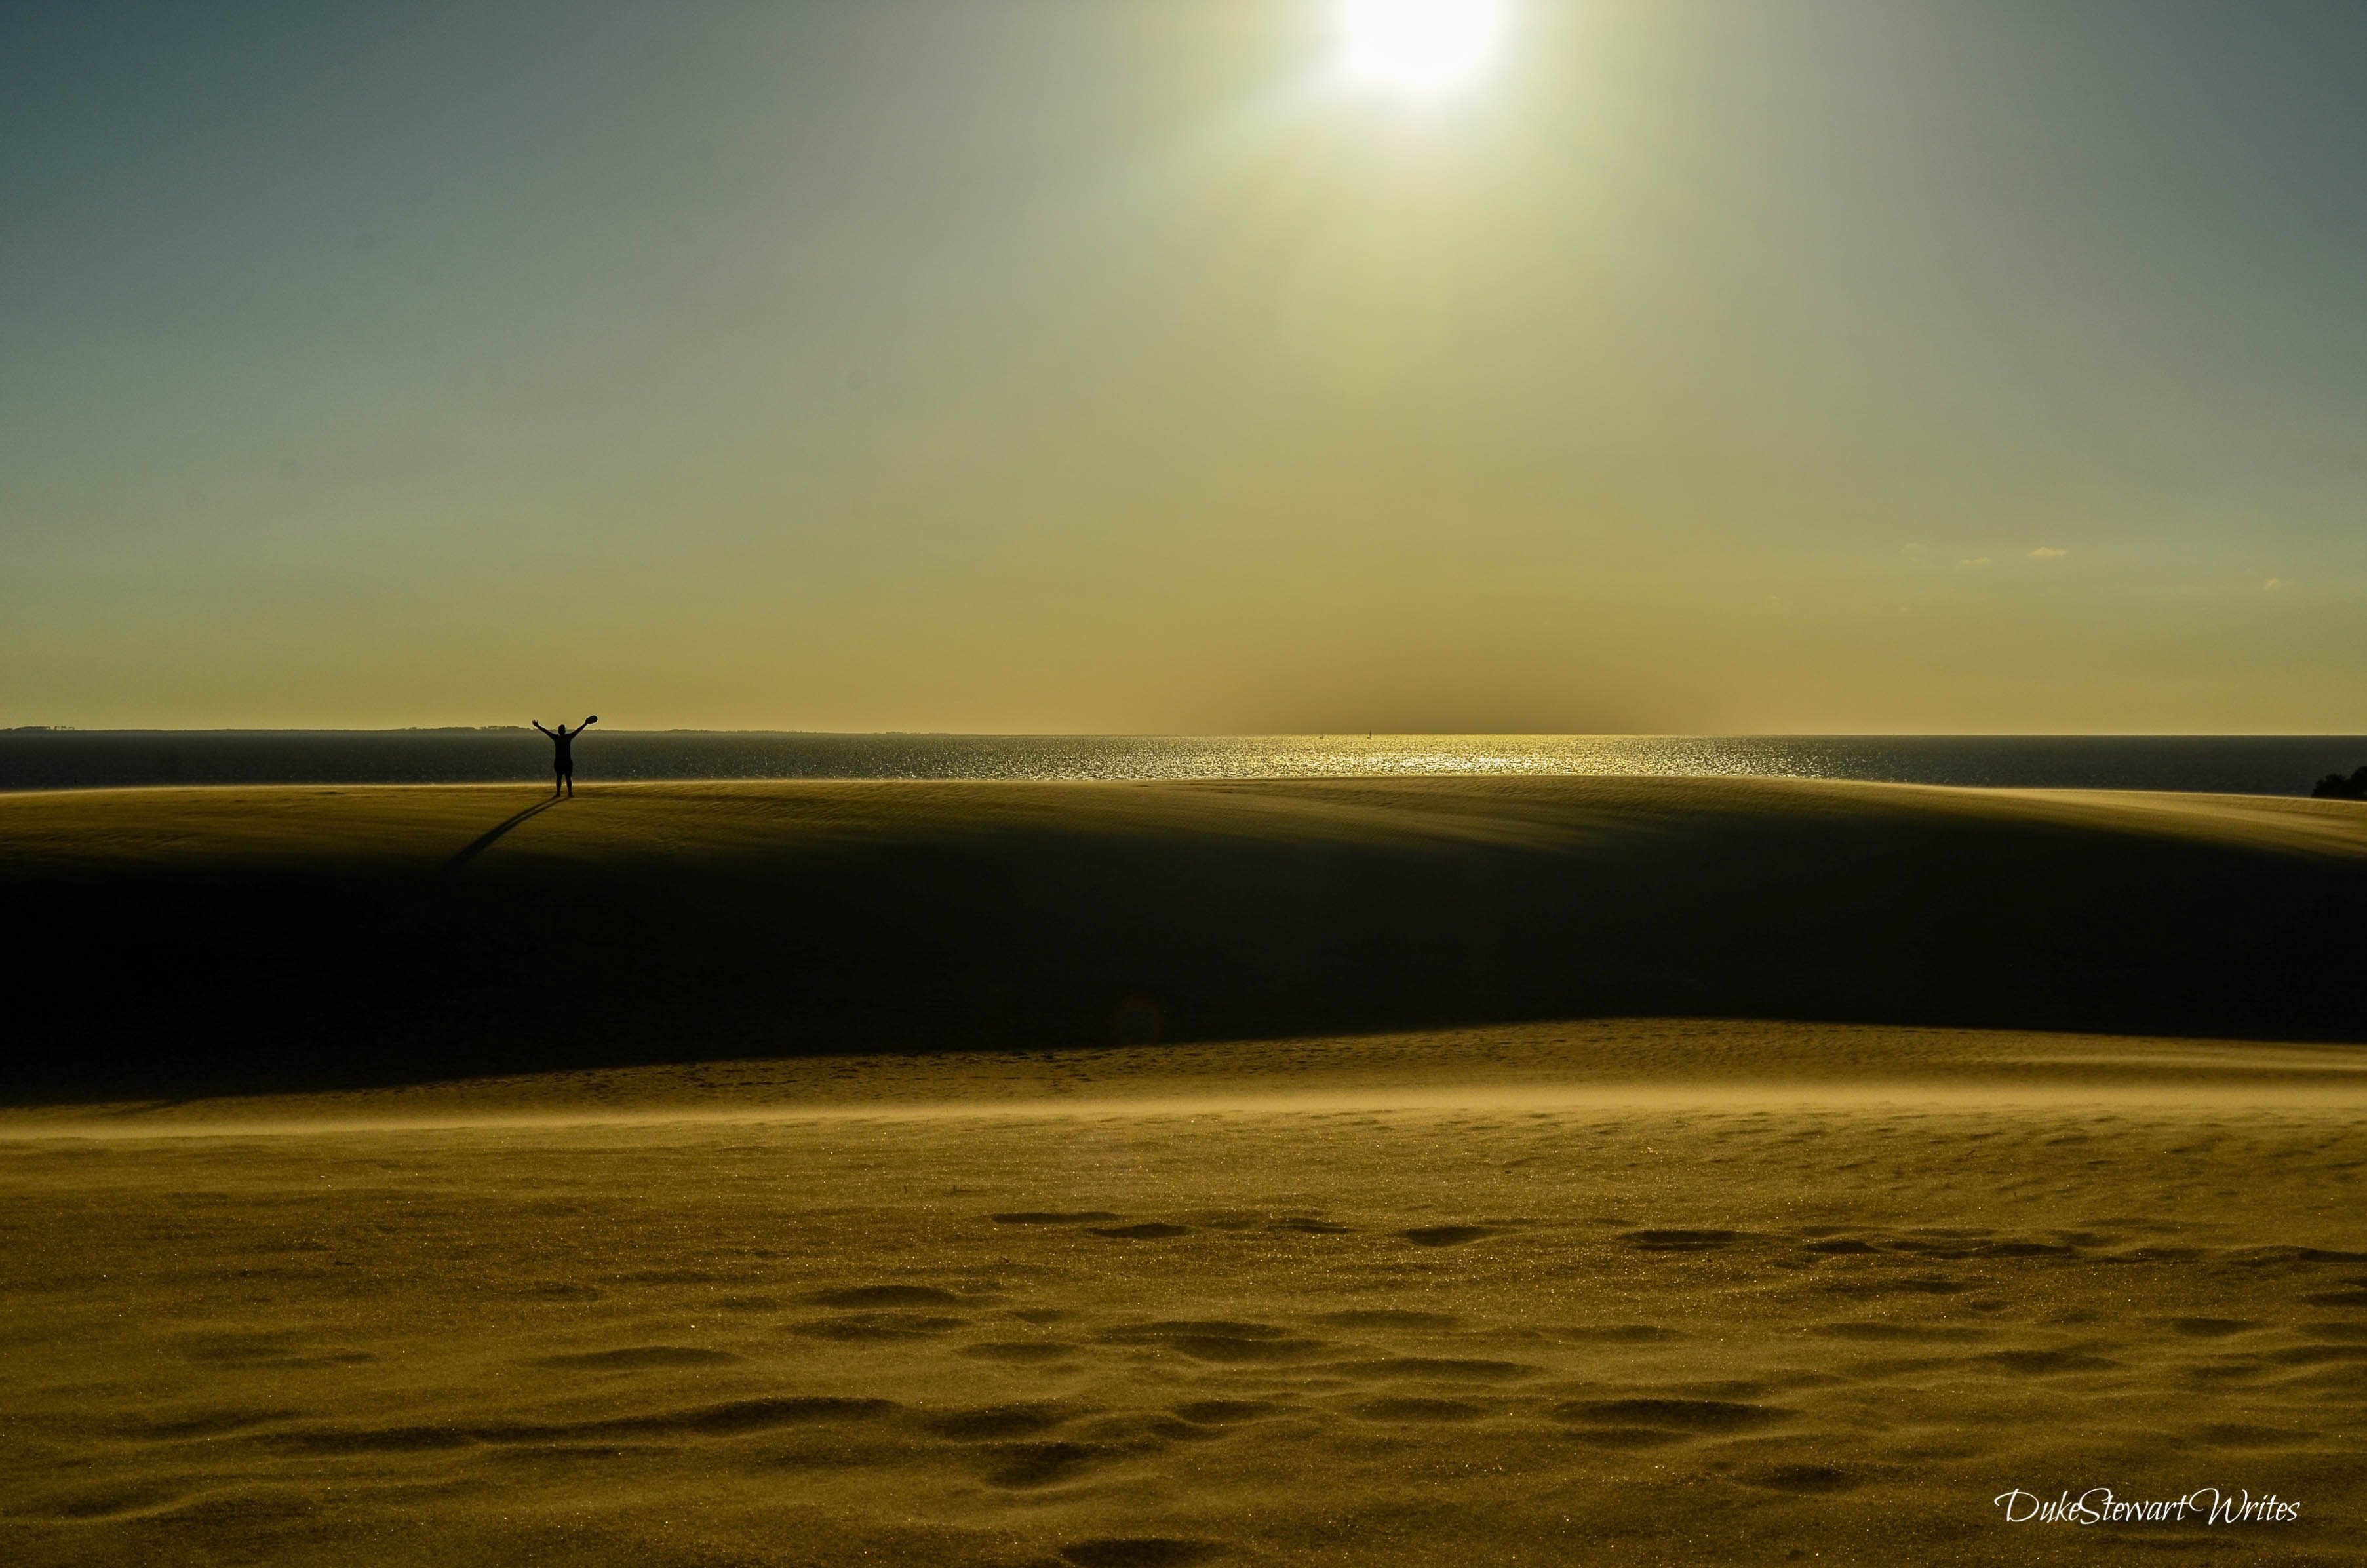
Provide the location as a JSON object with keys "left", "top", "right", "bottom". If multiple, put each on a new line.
{"left": 1337, "top": 0, "right": 1510, "bottom": 94}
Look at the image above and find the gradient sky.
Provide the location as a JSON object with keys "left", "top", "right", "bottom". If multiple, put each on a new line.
{"left": 4, "top": 1, "right": 2363, "bottom": 732}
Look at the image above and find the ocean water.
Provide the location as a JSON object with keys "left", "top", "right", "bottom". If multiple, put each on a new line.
{"left": 3, "top": 731, "right": 2364, "bottom": 796}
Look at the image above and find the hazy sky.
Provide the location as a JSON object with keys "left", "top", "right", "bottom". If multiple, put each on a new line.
{"left": 5, "top": 1, "right": 2363, "bottom": 732}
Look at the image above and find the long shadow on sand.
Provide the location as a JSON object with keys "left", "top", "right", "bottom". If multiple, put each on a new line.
{"left": 444, "top": 796, "right": 561, "bottom": 871}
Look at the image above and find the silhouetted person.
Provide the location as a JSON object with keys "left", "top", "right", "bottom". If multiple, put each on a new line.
{"left": 532, "top": 716, "right": 597, "bottom": 798}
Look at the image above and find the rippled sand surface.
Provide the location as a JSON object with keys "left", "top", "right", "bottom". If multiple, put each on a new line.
{"left": 5, "top": 1022, "right": 2364, "bottom": 1566}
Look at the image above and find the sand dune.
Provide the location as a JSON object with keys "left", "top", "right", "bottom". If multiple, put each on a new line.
{"left": 4, "top": 784, "right": 2362, "bottom": 1561}
{"left": 9, "top": 1016, "right": 2367, "bottom": 1136}
{"left": 4, "top": 1023, "right": 2364, "bottom": 1565}
{"left": 4, "top": 777, "right": 2364, "bottom": 1097}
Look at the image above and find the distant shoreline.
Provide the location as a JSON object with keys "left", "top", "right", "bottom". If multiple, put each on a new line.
{"left": 3, "top": 732, "right": 2364, "bottom": 796}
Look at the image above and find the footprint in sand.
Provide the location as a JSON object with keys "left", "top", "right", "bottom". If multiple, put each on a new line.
{"left": 1557, "top": 1324, "right": 1683, "bottom": 1343}
{"left": 1624, "top": 1229, "right": 1746, "bottom": 1252}
{"left": 2164, "top": 1316, "right": 2259, "bottom": 1337}
{"left": 1316, "top": 1309, "right": 1460, "bottom": 1330}
{"left": 992, "top": 1211, "right": 1121, "bottom": 1225}
{"left": 808, "top": 1284, "right": 966, "bottom": 1309}
{"left": 176, "top": 1331, "right": 374, "bottom": 1368}
{"left": 1566, "top": 1426, "right": 1691, "bottom": 1449}
{"left": 1057, "top": 1537, "right": 1226, "bottom": 1567}
{"left": 791, "top": 1314, "right": 968, "bottom": 1341}
{"left": 2303, "top": 1286, "right": 2367, "bottom": 1308}
{"left": 958, "top": 1341, "right": 1079, "bottom": 1363}
{"left": 531, "top": 1346, "right": 740, "bottom": 1369}
{"left": 1352, "top": 1396, "right": 1491, "bottom": 1422}
{"left": 121, "top": 1407, "right": 303, "bottom": 1441}
{"left": 1553, "top": 1398, "right": 1789, "bottom": 1435}
{"left": 22, "top": 1480, "right": 197, "bottom": 1523}
{"left": 1340, "top": 1356, "right": 1533, "bottom": 1383}
{"left": 278, "top": 1396, "right": 900, "bottom": 1453}
{"left": 2195, "top": 1423, "right": 2311, "bottom": 1448}
{"left": 922, "top": 1402, "right": 1076, "bottom": 1440}
{"left": 1822, "top": 1274, "right": 1968, "bottom": 1297}
{"left": 2264, "top": 1343, "right": 2367, "bottom": 1366}
{"left": 1168, "top": 1400, "right": 1274, "bottom": 1428}
{"left": 1978, "top": 1348, "right": 2121, "bottom": 1374}
{"left": 981, "top": 1440, "right": 1111, "bottom": 1489}
{"left": 1098, "top": 1320, "right": 1332, "bottom": 1364}
{"left": 1740, "top": 1463, "right": 1861, "bottom": 1493}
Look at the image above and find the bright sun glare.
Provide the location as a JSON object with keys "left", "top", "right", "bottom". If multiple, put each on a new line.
{"left": 1337, "top": 0, "right": 1510, "bottom": 94}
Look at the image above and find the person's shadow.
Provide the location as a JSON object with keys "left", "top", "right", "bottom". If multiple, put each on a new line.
{"left": 445, "top": 796, "right": 562, "bottom": 871}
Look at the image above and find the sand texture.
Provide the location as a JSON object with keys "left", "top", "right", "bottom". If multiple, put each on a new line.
{"left": 3, "top": 782, "right": 2363, "bottom": 1562}
{"left": 5, "top": 1021, "right": 2366, "bottom": 1566}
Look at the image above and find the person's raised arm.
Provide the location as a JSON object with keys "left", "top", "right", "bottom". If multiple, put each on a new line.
{"left": 532, "top": 721, "right": 553, "bottom": 737}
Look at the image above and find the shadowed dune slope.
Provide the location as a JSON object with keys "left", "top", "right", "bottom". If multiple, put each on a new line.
{"left": 1, "top": 777, "right": 2362, "bottom": 1095}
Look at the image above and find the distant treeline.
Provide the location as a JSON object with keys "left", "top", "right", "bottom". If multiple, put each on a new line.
{"left": 2313, "top": 766, "right": 2367, "bottom": 800}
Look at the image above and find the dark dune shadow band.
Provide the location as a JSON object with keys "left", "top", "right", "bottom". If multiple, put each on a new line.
{"left": 2, "top": 775, "right": 2362, "bottom": 1098}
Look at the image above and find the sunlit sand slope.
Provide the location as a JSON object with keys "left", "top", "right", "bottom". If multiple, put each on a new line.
{"left": 3, "top": 1023, "right": 2363, "bottom": 1566}
{"left": 4, "top": 778, "right": 2365, "bottom": 1094}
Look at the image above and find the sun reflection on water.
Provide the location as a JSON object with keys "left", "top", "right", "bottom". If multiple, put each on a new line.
{"left": 2, "top": 734, "right": 2357, "bottom": 795}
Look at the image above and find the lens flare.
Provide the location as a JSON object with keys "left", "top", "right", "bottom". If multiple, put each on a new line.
{"left": 1338, "top": 0, "right": 1510, "bottom": 93}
